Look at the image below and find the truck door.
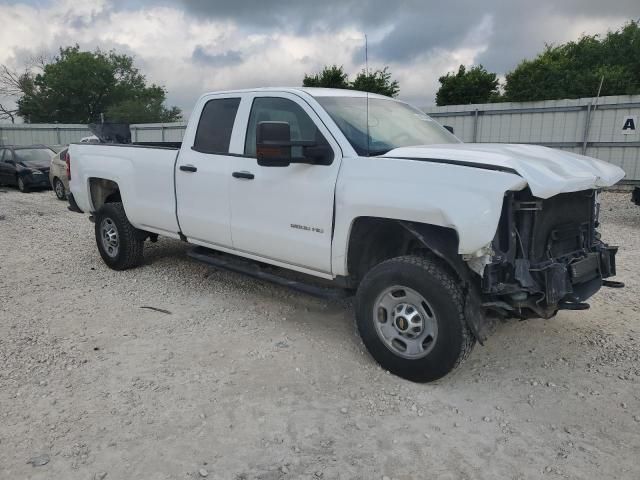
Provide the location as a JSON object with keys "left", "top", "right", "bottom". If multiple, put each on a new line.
{"left": 175, "top": 95, "right": 242, "bottom": 248}
{"left": 229, "top": 93, "right": 342, "bottom": 275}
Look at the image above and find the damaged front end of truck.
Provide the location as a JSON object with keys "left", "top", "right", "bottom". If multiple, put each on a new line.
{"left": 479, "top": 188, "right": 621, "bottom": 320}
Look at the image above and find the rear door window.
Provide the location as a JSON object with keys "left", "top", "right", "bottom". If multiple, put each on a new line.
{"left": 193, "top": 98, "right": 241, "bottom": 154}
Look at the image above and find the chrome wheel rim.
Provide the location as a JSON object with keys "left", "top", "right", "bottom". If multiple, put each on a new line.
{"left": 100, "top": 218, "right": 119, "bottom": 258}
{"left": 373, "top": 286, "right": 438, "bottom": 359}
{"left": 18, "top": 178, "right": 24, "bottom": 190}
{"left": 55, "top": 180, "right": 64, "bottom": 198}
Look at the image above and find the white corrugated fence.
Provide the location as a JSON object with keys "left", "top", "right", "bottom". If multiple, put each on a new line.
{"left": 0, "top": 123, "right": 92, "bottom": 146}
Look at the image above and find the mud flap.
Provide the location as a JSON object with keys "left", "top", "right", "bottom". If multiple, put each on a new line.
{"left": 464, "top": 287, "right": 490, "bottom": 345}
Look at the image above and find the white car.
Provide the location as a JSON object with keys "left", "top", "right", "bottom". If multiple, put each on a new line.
{"left": 49, "top": 147, "right": 69, "bottom": 200}
{"left": 68, "top": 87, "right": 625, "bottom": 382}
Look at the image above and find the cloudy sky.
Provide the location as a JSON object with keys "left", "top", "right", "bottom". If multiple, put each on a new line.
{"left": 0, "top": 0, "right": 638, "bottom": 118}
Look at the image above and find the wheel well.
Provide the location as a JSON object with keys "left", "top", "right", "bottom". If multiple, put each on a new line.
{"left": 89, "top": 178, "right": 121, "bottom": 211}
{"left": 346, "top": 217, "right": 461, "bottom": 285}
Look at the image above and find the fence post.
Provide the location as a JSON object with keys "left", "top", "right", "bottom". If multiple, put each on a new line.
{"left": 581, "top": 102, "right": 592, "bottom": 155}
{"left": 472, "top": 109, "right": 479, "bottom": 143}
{"left": 161, "top": 125, "right": 165, "bottom": 142}
{"left": 55, "top": 125, "right": 61, "bottom": 144}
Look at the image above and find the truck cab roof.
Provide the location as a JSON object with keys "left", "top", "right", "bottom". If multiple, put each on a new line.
{"left": 198, "top": 87, "right": 392, "bottom": 101}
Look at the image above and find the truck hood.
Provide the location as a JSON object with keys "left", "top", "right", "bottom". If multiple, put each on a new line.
{"left": 383, "top": 143, "right": 625, "bottom": 199}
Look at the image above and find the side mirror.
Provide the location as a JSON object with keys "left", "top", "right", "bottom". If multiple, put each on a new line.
{"left": 443, "top": 125, "right": 455, "bottom": 135}
{"left": 257, "top": 121, "right": 293, "bottom": 167}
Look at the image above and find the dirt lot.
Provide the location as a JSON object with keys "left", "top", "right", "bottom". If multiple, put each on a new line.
{"left": 1, "top": 188, "right": 639, "bottom": 480}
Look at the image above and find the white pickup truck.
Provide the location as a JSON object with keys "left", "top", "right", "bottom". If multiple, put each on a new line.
{"left": 68, "top": 87, "right": 625, "bottom": 382}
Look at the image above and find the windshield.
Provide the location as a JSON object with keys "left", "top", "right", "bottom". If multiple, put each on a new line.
{"left": 15, "top": 148, "right": 54, "bottom": 167}
{"left": 315, "top": 96, "right": 460, "bottom": 156}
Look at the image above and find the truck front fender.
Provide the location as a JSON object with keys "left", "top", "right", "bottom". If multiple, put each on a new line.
{"left": 398, "top": 221, "right": 489, "bottom": 344}
{"left": 331, "top": 156, "right": 527, "bottom": 278}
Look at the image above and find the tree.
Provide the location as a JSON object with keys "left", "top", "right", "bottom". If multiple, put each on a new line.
{"left": 435, "top": 65, "right": 500, "bottom": 106}
{"left": 0, "top": 104, "right": 17, "bottom": 123}
{"left": 351, "top": 67, "right": 400, "bottom": 97}
{"left": 4, "top": 45, "right": 181, "bottom": 123}
{"left": 303, "top": 65, "right": 400, "bottom": 97}
{"left": 105, "top": 91, "right": 183, "bottom": 124}
{"left": 303, "top": 65, "right": 350, "bottom": 89}
{"left": 106, "top": 99, "right": 182, "bottom": 124}
{"left": 504, "top": 20, "right": 640, "bottom": 102}
{"left": 0, "top": 55, "right": 45, "bottom": 123}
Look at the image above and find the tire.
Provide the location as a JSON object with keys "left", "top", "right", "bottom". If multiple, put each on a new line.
{"left": 355, "top": 256, "right": 475, "bottom": 382}
{"left": 94, "top": 202, "right": 144, "bottom": 270}
{"left": 53, "top": 178, "right": 66, "bottom": 200}
{"left": 17, "top": 176, "right": 29, "bottom": 193}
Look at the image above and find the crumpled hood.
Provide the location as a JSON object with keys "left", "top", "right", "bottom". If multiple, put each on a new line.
{"left": 383, "top": 143, "right": 625, "bottom": 199}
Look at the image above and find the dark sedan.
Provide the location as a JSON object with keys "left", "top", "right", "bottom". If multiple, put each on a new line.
{"left": 0, "top": 145, "right": 55, "bottom": 193}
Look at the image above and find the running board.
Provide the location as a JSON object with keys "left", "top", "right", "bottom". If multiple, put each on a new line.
{"left": 187, "top": 246, "right": 350, "bottom": 300}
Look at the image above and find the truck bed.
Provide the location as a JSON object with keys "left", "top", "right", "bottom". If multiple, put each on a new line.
{"left": 69, "top": 142, "right": 181, "bottom": 236}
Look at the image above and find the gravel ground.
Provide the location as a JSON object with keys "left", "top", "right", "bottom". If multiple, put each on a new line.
{"left": 1, "top": 188, "right": 639, "bottom": 480}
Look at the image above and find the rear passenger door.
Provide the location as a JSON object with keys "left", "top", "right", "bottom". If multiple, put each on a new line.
{"left": 175, "top": 94, "right": 241, "bottom": 248}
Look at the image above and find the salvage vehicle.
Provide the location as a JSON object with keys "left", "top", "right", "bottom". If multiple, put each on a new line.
{"left": 49, "top": 147, "right": 69, "bottom": 200}
{"left": 0, "top": 145, "right": 55, "bottom": 192}
{"left": 68, "top": 88, "right": 625, "bottom": 382}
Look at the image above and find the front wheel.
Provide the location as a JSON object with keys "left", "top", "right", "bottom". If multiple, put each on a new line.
{"left": 94, "top": 202, "right": 144, "bottom": 270}
{"left": 17, "top": 176, "right": 29, "bottom": 193}
{"left": 355, "top": 256, "right": 475, "bottom": 382}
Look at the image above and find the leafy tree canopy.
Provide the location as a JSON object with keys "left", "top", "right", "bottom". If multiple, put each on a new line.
{"left": 435, "top": 65, "right": 500, "bottom": 106}
{"left": 14, "top": 46, "right": 181, "bottom": 123}
{"left": 303, "top": 65, "right": 400, "bottom": 97}
{"left": 504, "top": 20, "right": 640, "bottom": 102}
{"left": 303, "top": 65, "right": 350, "bottom": 89}
{"left": 351, "top": 67, "right": 400, "bottom": 97}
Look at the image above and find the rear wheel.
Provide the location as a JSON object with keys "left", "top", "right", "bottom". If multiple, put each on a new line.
{"left": 356, "top": 256, "right": 475, "bottom": 382}
{"left": 17, "top": 176, "right": 28, "bottom": 193}
{"left": 94, "top": 202, "right": 144, "bottom": 270}
{"left": 53, "top": 178, "right": 66, "bottom": 200}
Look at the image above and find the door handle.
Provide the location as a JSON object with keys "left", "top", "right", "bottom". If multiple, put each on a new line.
{"left": 179, "top": 164, "right": 197, "bottom": 172}
{"left": 232, "top": 171, "right": 255, "bottom": 180}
